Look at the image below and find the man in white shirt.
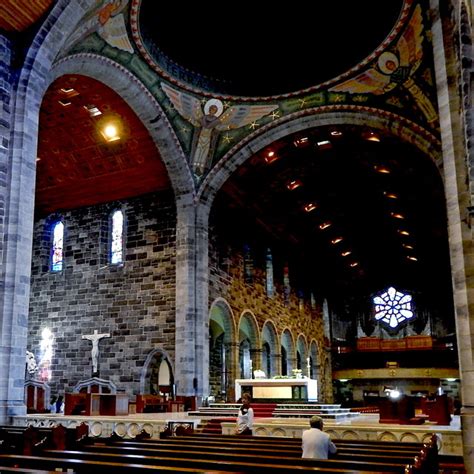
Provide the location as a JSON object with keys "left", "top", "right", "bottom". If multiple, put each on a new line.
{"left": 302, "top": 415, "right": 337, "bottom": 459}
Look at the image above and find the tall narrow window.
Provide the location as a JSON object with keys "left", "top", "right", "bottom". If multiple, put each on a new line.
{"left": 110, "top": 210, "right": 124, "bottom": 264}
{"left": 51, "top": 221, "right": 64, "bottom": 272}
{"left": 265, "top": 248, "right": 274, "bottom": 297}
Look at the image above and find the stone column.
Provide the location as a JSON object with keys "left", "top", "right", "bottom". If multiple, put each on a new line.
{"left": 225, "top": 342, "right": 240, "bottom": 401}
{"left": 271, "top": 353, "right": 282, "bottom": 377}
{"left": 250, "top": 348, "right": 263, "bottom": 372}
{"left": 174, "top": 196, "right": 211, "bottom": 399}
{"left": 0, "top": 34, "right": 37, "bottom": 422}
{"left": 430, "top": 2, "right": 474, "bottom": 470}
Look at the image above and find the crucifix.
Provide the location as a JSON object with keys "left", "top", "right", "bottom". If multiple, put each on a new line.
{"left": 82, "top": 329, "right": 110, "bottom": 375}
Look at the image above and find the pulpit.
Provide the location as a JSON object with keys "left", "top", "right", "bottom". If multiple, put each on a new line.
{"left": 420, "top": 394, "right": 452, "bottom": 425}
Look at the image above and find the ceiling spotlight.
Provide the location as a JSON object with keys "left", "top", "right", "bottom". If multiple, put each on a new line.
{"left": 59, "top": 87, "right": 79, "bottom": 98}
{"left": 84, "top": 104, "right": 102, "bottom": 117}
{"left": 391, "top": 213, "right": 405, "bottom": 219}
{"left": 293, "top": 137, "right": 309, "bottom": 147}
{"left": 303, "top": 203, "right": 317, "bottom": 213}
{"left": 407, "top": 256, "right": 418, "bottom": 261}
{"left": 349, "top": 262, "right": 359, "bottom": 267}
{"left": 330, "top": 130, "right": 342, "bottom": 137}
{"left": 403, "top": 244, "right": 414, "bottom": 250}
{"left": 331, "top": 237, "right": 343, "bottom": 245}
{"left": 384, "top": 192, "right": 398, "bottom": 199}
{"left": 398, "top": 230, "right": 410, "bottom": 236}
{"left": 375, "top": 166, "right": 390, "bottom": 174}
{"left": 319, "top": 222, "right": 332, "bottom": 230}
{"left": 287, "top": 179, "right": 302, "bottom": 191}
{"left": 58, "top": 99, "right": 71, "bottom": 107}
{"left": 101, "top": 123, "right": 120, "bottom": 142}
{"left": 317, "top": 140, "right": 332, "bottom": 149}
{"left": 264, "top": 150, "right": 278, "bottom": 164}
{"left": 363, "top": 131, "right": 380, "bottom": 142}
{"left": 341, "top": 251, "right": 352, "bottom": 257}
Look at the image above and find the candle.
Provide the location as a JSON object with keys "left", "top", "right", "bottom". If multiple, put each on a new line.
{"left": 306, "top": 357, "right": 310, "bottom": 367}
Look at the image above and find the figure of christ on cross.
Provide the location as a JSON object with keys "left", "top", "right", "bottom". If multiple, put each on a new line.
{"left": 82, "top": 329, "right": 110, "bottom": 375}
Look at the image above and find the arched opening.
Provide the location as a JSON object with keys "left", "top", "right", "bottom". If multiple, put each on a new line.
{"left": 261, "top": 321, "right": 278, "bottom": 377}
{"left": 238, "top": 312, "right": 259, "bottom": 379}
{"left": 141, "top": 350, "right": 174, "bottom": 396}
{"left": 209, "top": 299, "right": 234, "bottom": 400}
{"left": 281, "top": 330, "right": 295, "bottom": 376}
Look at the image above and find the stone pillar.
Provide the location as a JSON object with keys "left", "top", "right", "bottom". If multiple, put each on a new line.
{"left": 0, "top": 34, "right": 37, "bottom": 422}
{"left": 174, "top": 197, "right": 211, "bottom": 399}
{"left": 225, "top": 342, "right": 239, "bottom": 401}
{"left": 271, "top": 353, "right": 282, "bottom": 377}
{"left": 430, "top": 2, "right": 474, "bottom": 470}
{"left": 250, "top": 348, "right": 262, "bottom": 372}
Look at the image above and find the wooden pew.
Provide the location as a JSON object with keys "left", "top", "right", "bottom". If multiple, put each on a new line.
{"left": 0, "top": 455, "right": 251, "bottom": 473}
{"left": 38, "top": 448, "right": 415, "bottom": 473}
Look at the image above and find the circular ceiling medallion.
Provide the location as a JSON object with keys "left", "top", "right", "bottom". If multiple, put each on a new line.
{"left": 131, "top": 0, "right": 405, "bottom": 98}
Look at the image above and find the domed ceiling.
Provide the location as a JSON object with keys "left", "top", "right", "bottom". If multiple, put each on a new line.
{"left": 133, "top": 0, "right": 404, "bottom": 96}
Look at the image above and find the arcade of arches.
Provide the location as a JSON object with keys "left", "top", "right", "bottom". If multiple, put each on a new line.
{"left": 1, "top": 0, "right": 474, "bottom": 470}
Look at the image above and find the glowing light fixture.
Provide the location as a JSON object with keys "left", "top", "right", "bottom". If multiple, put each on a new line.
{"left": 303, "top": 202, "right": 317, "bottom": 213}
{"left": 384, "top": 192, "right": 398, "bottom": 199}
{"left": 293, "top": 137, "right": 309, "bottom": 147}
{"left": 331, "top": 237, "right": 343, "bottom": 245}
{"left": 398, "top": 230, "right": 410, "bottom": 236}
{"left": 341, "top": 251, "right": 352, "bottom": 257}
{"left": 317, "top": 140, "right": 332, "bottom": 148}
{"left": 58, "top": 99, "right": 71, "bottom": 107}
{"left": 350, "top": 262, "right": 359, "bottom": 267}
{"left": 264, "top": 150, "right": 278, "bottom": 164}
{"left": 403, "top": 244, "right": 414, "bottom": 250}
{"left": 330, "top": 130, "right": 342, "bottom": 137}
{"left": 319, "top": 222, "right": 331, "bottom": 230}
{"left": 286, "top": 179, "right": 302, "bottom": 191}
{"left": 375, "top": 165, "right": 390, "bottom": 174}
{"left": 84, "top": 104, "right": 102, "bottom": 117}
{"left": 407, "top": 256, "right": 418, "bottom": 261}
{"left": 391, "top": 212, "right": 405, "bottom": 219}
{"left": 363, "top": 131, "right": 380, "bottom": 142}
{"left": 102, "top": 124, "right": 120, "bottom": 142}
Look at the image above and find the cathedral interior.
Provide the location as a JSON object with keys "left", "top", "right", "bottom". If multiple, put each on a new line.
{"left": 1, "top": 0, "right": 473, "bottom": 470}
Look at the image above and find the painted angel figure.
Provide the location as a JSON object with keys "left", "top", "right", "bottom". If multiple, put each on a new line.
{"left": 63, "top": 0, "right": 133, "bottom": 54}
{"left": 161, "top": 83, "right": 278, "bottom": 176}
{"left": 329, "top": 4, "right": 437, "bottom": 124}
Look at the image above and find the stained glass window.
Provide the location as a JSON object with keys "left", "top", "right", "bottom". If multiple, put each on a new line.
{"left": 110, "top": 210, "right": 124, "bottom": 264}
{"left": 373, "top": 286, "right": 413, "bottom": 329}
{"left": 51, "top": 221, "right": 64, "bottom": 272}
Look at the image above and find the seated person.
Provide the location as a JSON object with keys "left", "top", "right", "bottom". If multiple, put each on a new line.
{"left": 302, "top": 415, "right": 337, "bottom": 459}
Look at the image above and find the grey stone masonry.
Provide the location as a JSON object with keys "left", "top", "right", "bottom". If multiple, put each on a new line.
{"left": 28, "top": 191, "right": 177, "bottom": 398}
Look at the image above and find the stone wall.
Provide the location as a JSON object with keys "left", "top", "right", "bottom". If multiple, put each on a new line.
{"left": 27, "top": 191, "right": 176, "bottom": 397}
{"left": 208, "top": 239, "right": 333, "bottom": 402}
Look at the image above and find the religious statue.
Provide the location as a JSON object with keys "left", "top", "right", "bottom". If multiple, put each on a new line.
{"left": 25, "top": 350, "right": 38, "bottom": 375}
{"left": 82, "top": 329, "right": 110, "bottom": 375}
{"left": 161, "top": 83, "right": 278, "bottom": 176}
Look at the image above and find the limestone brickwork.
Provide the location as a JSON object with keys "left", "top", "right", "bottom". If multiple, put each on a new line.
{"left": 28, "top": 191, "right": 177, "bottom": 396}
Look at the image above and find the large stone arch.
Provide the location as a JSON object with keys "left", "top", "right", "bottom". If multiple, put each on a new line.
{"left": 1, "top": 0, "right": 99, "bottom": 422}
{"left": 209, "top": 298, "right": 236, "bottom": 399}
{"left": 197, "top": 108, "right": 443, "bottom": 206}
{"left": 49, "top": 54, "right": 193, "bottom": 195}
{"left": 261, "top": 320, "right": 279, "bottom": 377}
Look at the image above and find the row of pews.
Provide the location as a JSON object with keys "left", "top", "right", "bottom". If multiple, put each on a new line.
{"left": 0, "top": 423, "right": 459, "bottom": 473}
